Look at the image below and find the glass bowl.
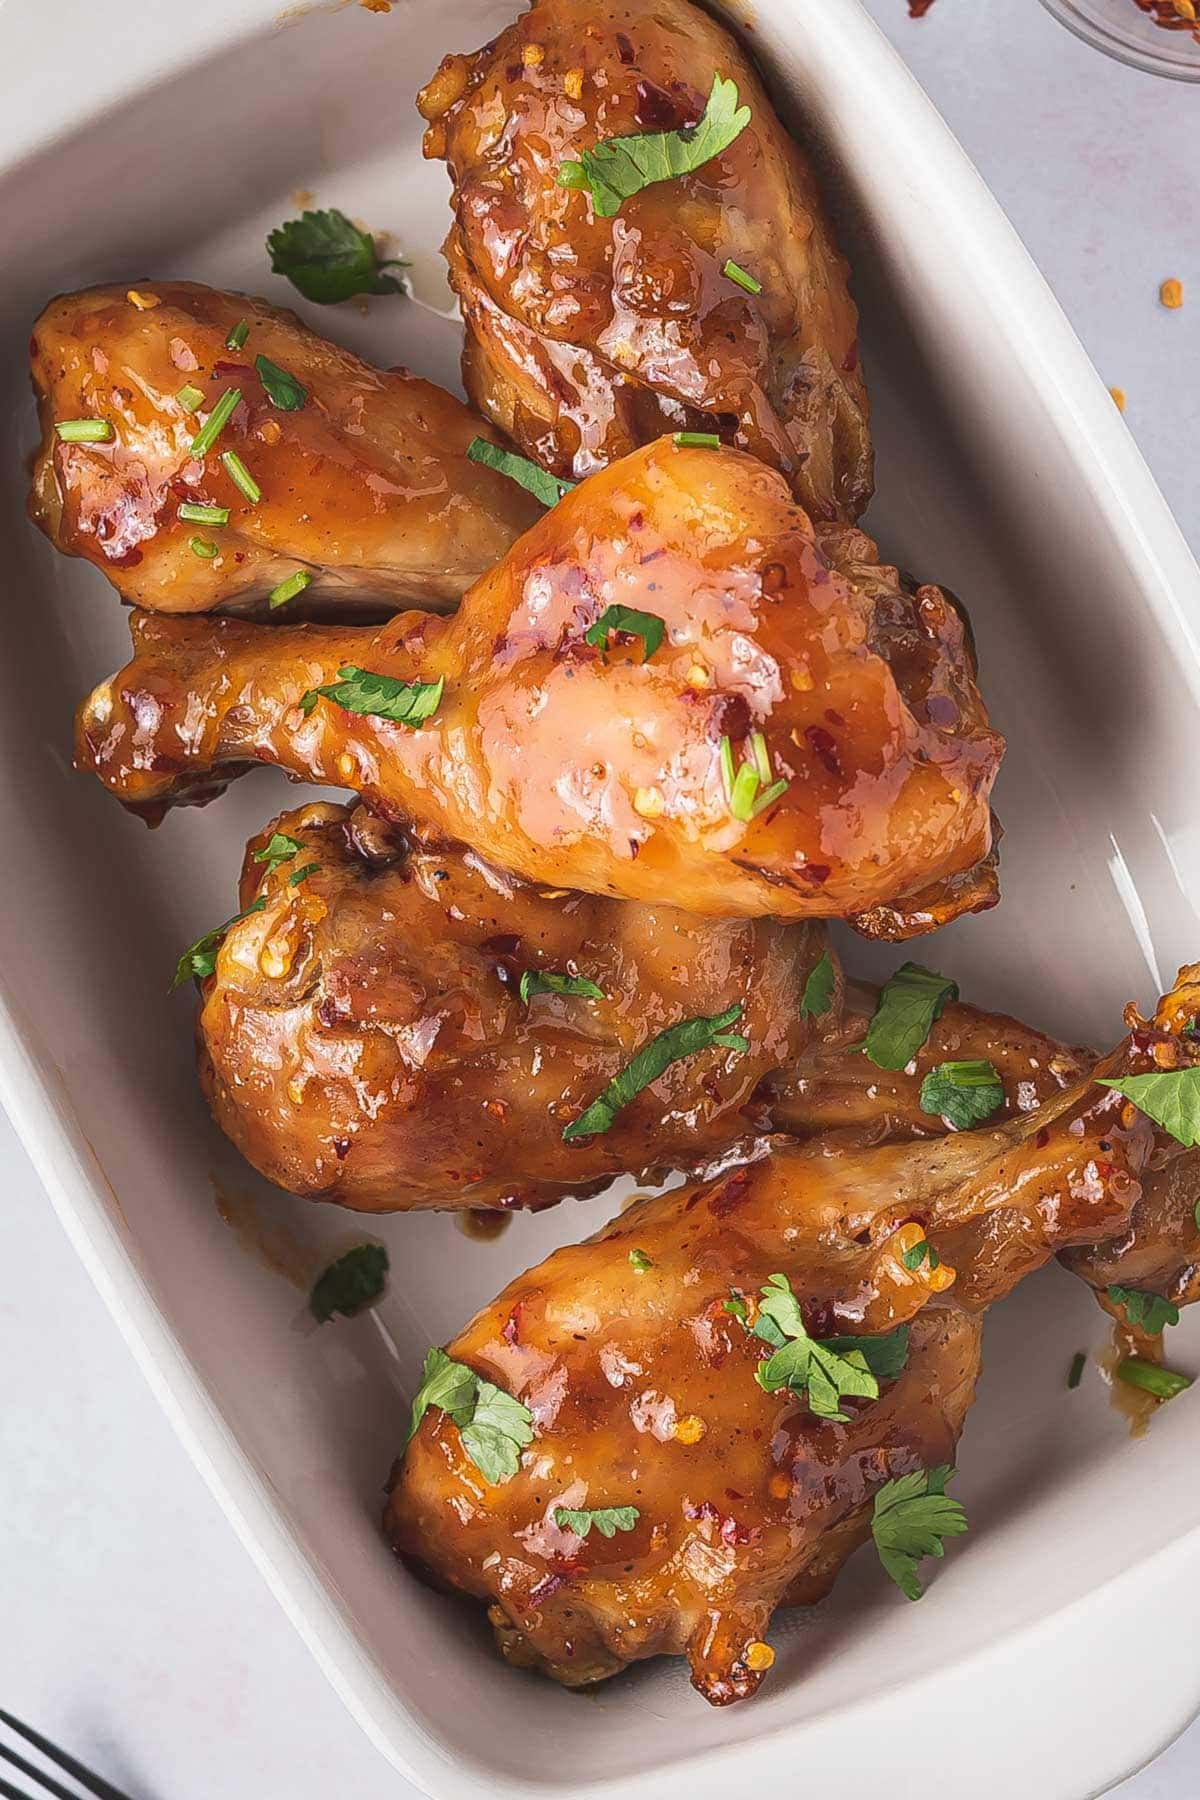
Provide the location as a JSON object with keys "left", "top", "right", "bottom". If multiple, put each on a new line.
{"left": 1040, "top": 0, "right": 1200, "bottom": 78}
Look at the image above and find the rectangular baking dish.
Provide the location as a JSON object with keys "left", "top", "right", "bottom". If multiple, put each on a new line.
{"left": 2, "top": 1, "right": 1199, "bottom": 1796}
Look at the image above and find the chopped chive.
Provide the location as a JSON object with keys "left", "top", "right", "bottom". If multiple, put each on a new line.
{"left": 188, "top": 387, "right": 242, "bottom": 459}
{"left": 189, "top": 536, "right": 219, "bottom": 559}
{"left": 226, "top": 319, "right": 250, "bottom": 350}
{"left": 1067, "top": 1351, "right": 1086, "bottom": 1390}
{"left": 178, "top": 501, "right": 230, "bottom": 526}
{"left": 719, "top": 735, "right": 736, "bottom": 802}
{"left": 1116, "top": 1356, "right": 1192, "bottom": 1401}
{"left": 722, "top": 258, "right": 762, "bottom": 295}
{"left": 55, "top": 418, "right": 114, "bottom": 443}
{"left": 176, "top": 384, "right": 205, "bottom": 413}
{"left": 269, "top": 569, "right": 313, "bottom": 610}
{"left": 749, "top": 730, "right": 772, "bottom": 785}
{"left": 673, "top": 431, "right": 721, "bottom": 449}
{"left": 221, "top": 449, "right": 261, "bottom": 502}
{"left": 729, "top": 760, "right": 760, "bottom": 822}
{"left": 287, "top": 861, "right": 321, "bottom": 886}
{"left": 751, "top": 776, "right": 789, "bottom": 817}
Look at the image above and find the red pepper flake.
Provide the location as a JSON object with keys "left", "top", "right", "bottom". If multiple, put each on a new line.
{"left": 841, "top": 339, "right": 859, "bottom": 372}
{"left": 804, "top": 723, "right": 842, "bottom": 779}
{"left": 909, "top": 0, "right": 937, "bottom": 14}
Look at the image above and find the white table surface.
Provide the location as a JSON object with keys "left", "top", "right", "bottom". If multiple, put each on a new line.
{"left": 3, "top": 2, "right": 1198, "bottom": 1796}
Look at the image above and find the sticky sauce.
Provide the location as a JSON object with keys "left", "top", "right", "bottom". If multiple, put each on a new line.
{"left": 1099, "top": 1318, "right": 1162, "bottom": 1439}
{"left": 457, "top": 1209, "right": 513, "bottom": 1242}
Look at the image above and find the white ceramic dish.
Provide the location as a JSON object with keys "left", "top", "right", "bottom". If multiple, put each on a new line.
{"left": 2, "top": 1, "right": 1200, "bottom": 1796}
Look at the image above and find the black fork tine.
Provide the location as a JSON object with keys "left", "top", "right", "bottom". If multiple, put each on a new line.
{"left": 0, "top": 1738, "right": 87, "bottom": 1800}
{"left": 0, "top": 1715, "right": 132, "bottom": 1800}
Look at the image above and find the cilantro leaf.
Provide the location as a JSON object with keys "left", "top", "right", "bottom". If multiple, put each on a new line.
{"left": 466, "top": 437, "right": 574, "bottom": 507}
{"left": 871, "top": 1465, "right": 969, "bottom": 1601}
{"left": 255, "top": 353, "right": 308, "bottom": 411}
{"left": 405, "top": 1351, "right": 534, "bottom": 1485}
{"left": 751, "top": 1273, "right": 881, "bottom": 1422}
{"left": 1097, "top": 1068, "right": 1200, "bottom": 1148}
{"left": 901, "top": 1238, "right": 940, "bottom": 1273}
{"left": 309, "top": 1243, "right": 389, "bottom": 1323}
{"left": 172, "top": 896, "right": 266, "bottom": 989}
{"left": 557, "top": 73, "right": 751, "bottom": 218}
{"left": 1108, "top": 1284, "right": 1181, "bottom": 1335}
{"left": 460, "top": 1381, "right": 536, "bottom": 1484}
{"left": 267, "top": 207, "right": 407, "bottom": 304}
{"left": 628, "top": 1249, "right": 653, "bottom": 1273}
{"left": 723, "top": 1293, "right": 749, "bottom": 1323}
{"left": 519, "top": 969, "right": 605, "bottom": 1004}
{"left": 822, "top": 1325, "right": 910, "bottom": 1384}
{"left": 406, "top": 1347, "right": 478, "bottom": 1442}
{"left": 865, "top": 963, "right": 959, "bottom": 1071}
{"left": 300, "top": 665, "right": 443, "bottom": 726}
{"left": 563, "top": 1003, "right": 746, "bottom": 1140}
{"left": 287, "top": 861, "right": 321, "bottom": 887}
{"left": 799, "top": 948, "right": 835, "bottom": 1019}
{"left": 919, "top": 1059, "right": 1004, "bottom": 1130}
{"left": 554, "top": 1504, "right": 640, "bottom": 1538}
{"left": 252, "top": 830, "right": 306, "bottom": 876}
{"left": 584, "top": 605, "right": 665, "bottom": 662}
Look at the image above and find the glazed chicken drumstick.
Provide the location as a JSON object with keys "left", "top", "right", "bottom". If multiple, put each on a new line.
{"left": 199, "top": 801, "right": 1078, "bottom": 1212}
{"left": 387, "top": 975, "right": 1198, "bottom": 1704}
{"left": 198, "top": 801, "right": 825, "bottom": 1211}
{"left": 30, "top": 282, "right": 538, "bottom": 614}
{"left": 420, "top": 0, "right": 872, "bottom": 521}
{"left": 78, "top": 437, "right": 1003, "bottom": 928}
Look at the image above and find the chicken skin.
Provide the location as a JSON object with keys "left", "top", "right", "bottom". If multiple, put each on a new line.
{"left": 386, "top": 977, "right": 1195, "bottom": 1703}
{"left": 77, "top": 438, "right": 1003, "bottom": 928}
{"left": 30, "top": 282, "right": 539, "bottom": 615}
{"left": 418, "top": 0, "right": 872, "bottom": 522}
{"left": 198, "top": 801, "right": 825, "bottom": 1211}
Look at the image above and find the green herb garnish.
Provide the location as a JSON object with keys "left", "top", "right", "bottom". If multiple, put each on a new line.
{"left": 1116, "top": 1357, "right": 1192, "bottom": 1401}
{"left": 554, "top": 1505, "right": 639, "bottom": 1538}
{"left": 563, "top": 1003, "right": 748, "bottom": 1140}
{"left": 287, "top": 862, "right": 320, "bottom": 886}
{"left": 55, "top": 418, "right": 114, "bottom": 443}
{"left": 299, "top": 665, "right": 444, "bottom": 726}
{"left": 268, "top": 569, "right": 313, "bottom": 610}
{"left": 252, "top": 830, "right": 306, "bottom": 875}
{"left": 189, "top": 536, "right": 219, "bottom": 559}
{"left": 919, "top": 1059, "right": 1004, "bottom": 1130}
{"left": 1097, "top": 1068, "right": 1200, "bottom": 1148}
{"left": 465, "top": 436, "right": 574, "bottom": 507}
{"left": 406, "top": 1348, "right": 534, "bottom": 1484}
{"left": 865, "top": 963, "right": 958, "bottom": 1071}
{"left": 800, "top": 949, "right": 835, "bottom": 1019}
{"left": 720, "top": 730, "right": 790, "bottom": 823}
{"left": 722, "top": 258, "right": 761, "bottom": 295}
{"left": 749, "top": 1273, "right": 908, "bottom": 1419}
{"left": 255, "top": 353, "right": 308, "bottom": 411}
{"left": 1068, "top": 1351, "right": 1086, "bottom": 1390}
{"left": 673, "top": 431, "right": 721, "bottom": 448}
{"left": 176, "top": 385, "right": 205, "bottom": 413}
{"left": 1108, "top": 1285, "right": 1181, "bottom": 1335}
{"left": 871, "top": 1465, "right": 968, "bottom": 1601}
{"left": 171, "top": 897, "right": 266, "bottom": 989}
{"left": 628, "top": 1249, "right": 653, "bottom": 1274}
{"left": 178, "top": 501, "right": 230, "bottom": 526}
{"left": 188, "top": 387, "right": 241, "bottom": 459}
{"left": 225, "top": 319, "right": 250, "bottom": 350}
{"left": 519, "top": 969, "right": 605, "bottom": 1003}
{"left": 267, "top": 207, "right": 407, "bottom": 304}
{"left": 557, "top": 73, "right": 751, "bottom": 218}
{"left": 309, "top": 1243, "right": 389, "bottom": 1322}
{"left": 584, "top": 604, "right": 665, "bottom": 662}
{"left": 221, "top": 449, "right": 260, "bottom": 502}
{"left": 901, "top": 1238, "right": 940, "bottom": 1273}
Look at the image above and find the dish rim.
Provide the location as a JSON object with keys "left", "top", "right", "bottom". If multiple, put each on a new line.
{"left": 2, "top": 0, "right": 1200, "bottom": 1795}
